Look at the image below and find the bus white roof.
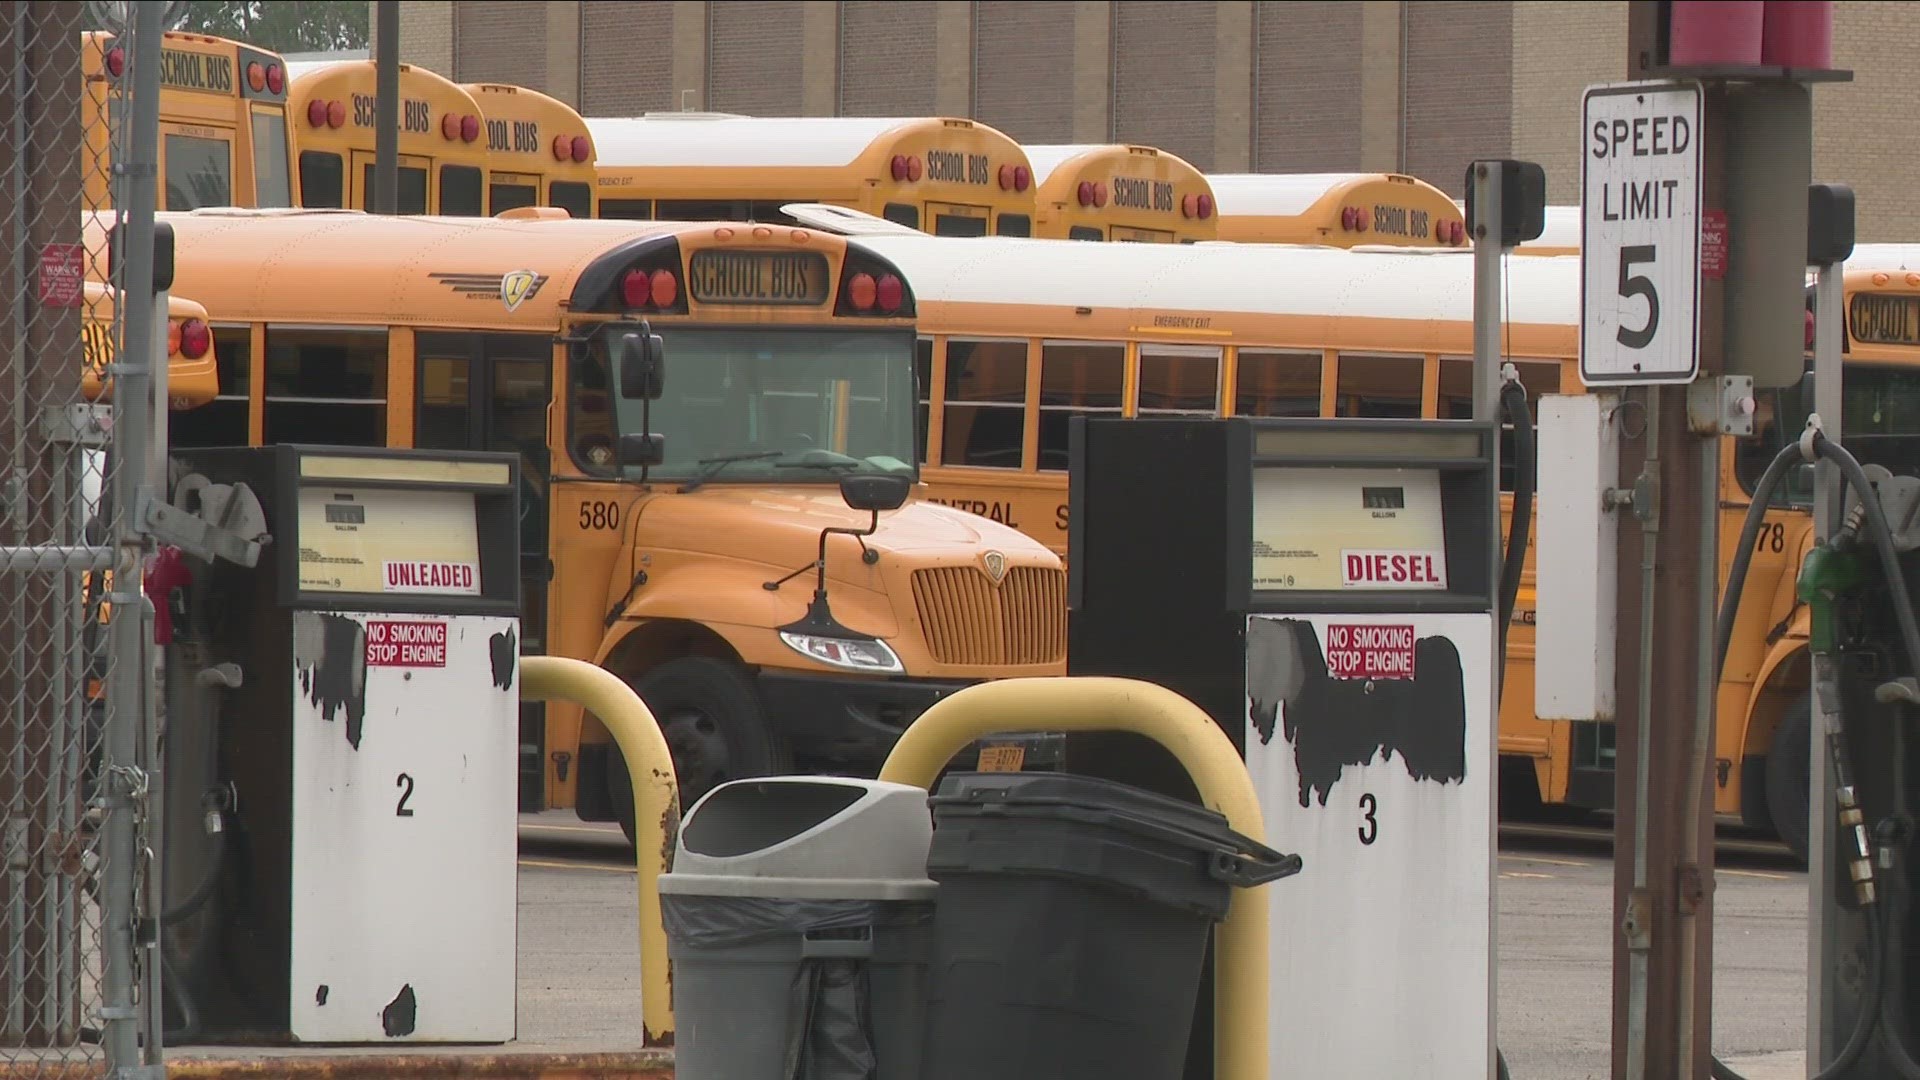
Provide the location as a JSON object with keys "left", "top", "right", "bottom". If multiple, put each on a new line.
{"left": 587, "top": 114, "right": 988, "bottom": 169}
{"left": 1024, "top": 145, "right": 1111, "bottom": 186}
{"left": 1205, "top": 173, "right": 1391, "bottom": 217}
{"left": 850, "top": 233, "right": 1581, "bottom": 326}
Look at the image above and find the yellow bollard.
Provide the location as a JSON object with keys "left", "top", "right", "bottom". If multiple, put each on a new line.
{"left": 520, "top": 655, "right": 679, "bottom": 1048}
{"left": 877, "top": 675, "right": 1276, "bottom": 1080}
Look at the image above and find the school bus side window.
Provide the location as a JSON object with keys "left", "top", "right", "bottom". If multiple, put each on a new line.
{"left": 1234, "top": 350, "right": 1322, "bottom": 418}
{"left": 550, "top": 182, "right": 593, "bottom": 218}
{"left": 915, "top": 338, "right": 933, "bottom": 465}
{"left": 600, "top": 197, "right": 651, "bottom": 220}
{"left": 441, "top": 165, "right": 485, "bottom": 216}
{"left": 262, "top": 327, "right": 387, "bottom": 446}
{"left": 1336, "top": 353, "right": 1422, "bottom": 418}
{"left": 1438, "top": 357, "right": 1560, "bottom": 491}
{"left": 1038, "top": 341, "right": 1124, "bottom": 471}
{"left": 1137, "top": 348, "right": 1220, "bottom": 417}
{"left": 996, "top": 214, "right": 1032, "bottom": 237}
{"left": 942, "top": 339, "right": 1025, "bottom": 469}
{"left": 173, "top": 325, "right": 253, "bottom": 448}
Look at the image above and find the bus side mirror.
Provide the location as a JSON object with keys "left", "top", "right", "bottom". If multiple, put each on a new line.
{"left": 619, "top": 432, "right": 666, "bottom": 468}
{"left": 839, "top": 473, "right": 910, "bottom": 513}
{"left": 616, "top": 331, "right": 665, "bottom": 400}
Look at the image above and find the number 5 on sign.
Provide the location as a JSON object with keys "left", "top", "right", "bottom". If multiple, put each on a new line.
{"left": 1579, "top": 80, "right": 1703, "bottom": 387}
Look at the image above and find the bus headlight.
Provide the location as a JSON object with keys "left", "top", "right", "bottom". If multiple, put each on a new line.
{"left": 778, "top": 631, "right": 904, "bottom": 674}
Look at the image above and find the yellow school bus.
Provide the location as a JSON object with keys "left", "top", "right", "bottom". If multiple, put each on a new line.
{"left": 81, "top": 30, "right": 295, "bottom": 211}
{"left": 285, "top": 59, "right": 489, "bottom": 215}
{"left": 822, "top": 227, "right": 1870, "bottom": 859}
{"left": 1024, "top": 144, "right": 1216, "bottom": 243}
{"left": 590, "top": 113, "right": 1037, "bottom": 237}
{"left": 112, "top": 207, "right": 1065, "bottom": 838}
{"left": 465, "top": 81, "right": 596, "bottom": 218}
{"left": 81, "top": 280, "right": 222, "bottom": 411}
{"left": 1208, "top": 172, "right": 1468, "bottom": 248}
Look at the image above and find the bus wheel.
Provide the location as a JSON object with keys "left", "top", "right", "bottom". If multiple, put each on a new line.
{"left": 608, "top": 656, "right": 790, "bottom": 845}
{"left": 1764, "top": 689, "right": 1811, "bottom": 865}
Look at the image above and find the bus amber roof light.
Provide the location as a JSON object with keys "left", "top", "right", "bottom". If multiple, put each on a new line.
{"left": 441, "top": 113, "right": 460, "bottom": 141}
{"left": 907, "top": 156, "right": 922, "bottom": 182}
{"left": 552, "top": 134, "right": 571, "bottom": 161}
{"left": 1077, "top": 181, "right": 1094, "bottom": 208}
{"left": 306, "top": 100, "right": 328, "bottom": 127}
{"left": 1181, "top": 194, "right": 1196, "bottom": 219}
{"left": 247, "top": 62, "right": 266, "bottom": 93}
{"left": 178, "top": 319, "right": 210, "bottom": 361}
{"left": 875, "top": 274, "right": 904, "bottom": 314}
{"left": 890, "top": 155, "right": 909, "bottom": 182}
{"left": 998, "top": 164, "right": 1015, "bottom": 191}
{"left": 326, "top": 99, "right": 346, "bottom": 129}
{"left": 1340, "top": 206, "right": 1356, "bottom": 231}
{"left": 461, "top": 114, "right": 481, "bottom": 143}
{"left": 571, "top": 135, "right": 591, "bottom": 163}
{"left": 1094, "top": 183, "right": 1109, "bottom": 208}
{"left": 266, "top": 63, "right": 284, "bottom": 95}
{"left": 847, "top": 272, "right": 877, "bottom": 312}
{"left": 167, "top": 320, "right": 181, "bottom": 357}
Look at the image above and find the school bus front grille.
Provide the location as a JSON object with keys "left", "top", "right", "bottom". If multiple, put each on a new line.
{"left": 910, "top": 566, "right": 1067, "bottom": 667}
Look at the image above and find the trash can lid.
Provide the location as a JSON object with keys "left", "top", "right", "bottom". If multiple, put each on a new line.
{"left": 930, "top": 770, "right": 1233, "bottom": 840}
{"left": 668, "top": 776, "right": 937, "bottom": 890}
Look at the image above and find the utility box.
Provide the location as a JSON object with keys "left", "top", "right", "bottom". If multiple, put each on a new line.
{"left": 160, "top": 444, "right": 523, "bottom": 1044}
{"left": 1533, "top": 393, "right": 1621, "bottom": 721}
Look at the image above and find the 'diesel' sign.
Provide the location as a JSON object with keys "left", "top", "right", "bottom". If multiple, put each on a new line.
{"left": 1579, "top": 80, "right": 1704, "bottom": 386}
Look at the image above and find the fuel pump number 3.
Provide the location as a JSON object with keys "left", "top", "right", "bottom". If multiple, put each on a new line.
{"left": 1358, "top": 792, "right": 1378, "bottom": 845}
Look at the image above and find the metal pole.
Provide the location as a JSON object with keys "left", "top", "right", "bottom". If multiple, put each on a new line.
{"left": 99, "top": 1, "right": 164, "bottom": 1068}
{"left": 1468, "top": 159, "right": 1506, "bottom": 1080}
{"left": 4, "top": 0, "right": 33, "bottom": 1039}
{"left": 1806, "top": 256, "right": 1844, "bottom": 1065}
{"left": 140, "top": 289, "right": 167, "bottom": 1066}
{"left": 373, "top": 0, "right": 399, "bottom": 214}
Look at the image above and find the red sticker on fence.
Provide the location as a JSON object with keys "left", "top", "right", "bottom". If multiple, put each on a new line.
{"left": 365, "top": 620, "right": 448, "bottom": 667}
{"left": 1325, "top": 624, "right": 1416, "bottom": 681}
{"left": 38, "top": 243, "right": 85, "bottom": 308}
{"left": 1701, "top": 209, "right": 1728, "bottom": 281}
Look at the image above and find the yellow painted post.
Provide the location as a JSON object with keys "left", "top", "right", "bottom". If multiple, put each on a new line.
{"left": 877, "top": 675, "right": 1276, "bottom": 1080}
{"left": 520, "top": 655, "right": 679, "bottom": 1047}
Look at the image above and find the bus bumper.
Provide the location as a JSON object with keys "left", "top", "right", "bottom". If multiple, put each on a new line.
{"left": 755, "top": 670, "right": 1065, "bottom": 772}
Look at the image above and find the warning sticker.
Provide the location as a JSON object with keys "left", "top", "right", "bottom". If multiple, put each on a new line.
{"left": 365, "top": 620, "right": 448, "bottom": 667}
{"left": 1325, "top": 624, "right": 1416, "bottom": 681}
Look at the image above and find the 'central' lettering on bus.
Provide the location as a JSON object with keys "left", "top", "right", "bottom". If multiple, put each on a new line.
{"left": 925, "top": 150, "right": 991, "bottom": 185}
{"left": 1111, "top": 178, "right": 1176, "bottom": 213}
{"left": 158, "top": 49, "right": 233, "bottom": 94}
{"left": 1371, "top": 205, "right": 1430, "bottom": 238}
{"left": 686, "top": 251, "right": 831, "bottom": 306}
{"left": 353, "top": 94, "right": 433, "bottom": 134}
{"left": 487, "top": 119, "right": 542, "bottom": 154}
{"left": 1851, "top": 293, "right": 1920, "bottom": 346}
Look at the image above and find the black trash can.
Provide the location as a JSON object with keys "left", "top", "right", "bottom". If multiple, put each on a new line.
{"left": 917, "top": 771, "right": 1302, "bottom": 1080}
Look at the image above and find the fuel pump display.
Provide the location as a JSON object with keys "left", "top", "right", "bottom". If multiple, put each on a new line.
{"left": 1067, "top": 416, "right": 1501, "bottom": 1080}
{"left": 156, "top": 444, "right": 524, "bottom": 1045}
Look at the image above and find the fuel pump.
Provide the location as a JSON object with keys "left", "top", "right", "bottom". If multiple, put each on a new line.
{"left": 1713, "top": 421, "right": 1920, "bottom": 1080}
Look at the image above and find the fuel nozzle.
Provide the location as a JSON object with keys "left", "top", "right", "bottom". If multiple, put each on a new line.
{"left": 1815, "top": 673, "right": 1879, "bottom": 906}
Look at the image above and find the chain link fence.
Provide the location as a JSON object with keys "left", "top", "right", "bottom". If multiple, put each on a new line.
{"left": 3, "top": 2, "right": 165, "bottom": 1075}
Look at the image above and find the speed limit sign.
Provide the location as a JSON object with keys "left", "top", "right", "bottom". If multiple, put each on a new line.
{"left": 1579, "top": 80, "right": 1704, "bottom": 386}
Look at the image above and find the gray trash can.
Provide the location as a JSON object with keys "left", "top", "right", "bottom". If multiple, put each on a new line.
{"left": 659, "top": 776, "right": 938, "bottom": 1080}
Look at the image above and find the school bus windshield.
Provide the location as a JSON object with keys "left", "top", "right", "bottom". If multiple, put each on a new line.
{"left": 1737, "top": 362, "right": 1920, "bottom": 507}
{"left": 577, "top": 326, "right": 919, "bottom": 483}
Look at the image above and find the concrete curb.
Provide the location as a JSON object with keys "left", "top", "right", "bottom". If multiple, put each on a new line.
{"left": 2, "top": 1052, "right": 675, "bottom": 1079}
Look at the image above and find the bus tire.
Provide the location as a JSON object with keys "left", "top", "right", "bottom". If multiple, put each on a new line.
{"left": 607, "top": 656, "right": 790, "bottom": 846}
{"left": 1764, "top": 690, "right": 1812, "bottom": 865}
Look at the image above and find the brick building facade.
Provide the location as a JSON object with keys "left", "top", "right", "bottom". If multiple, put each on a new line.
{"left": 381, "top": 0, "right": 1920, "bottom": 238}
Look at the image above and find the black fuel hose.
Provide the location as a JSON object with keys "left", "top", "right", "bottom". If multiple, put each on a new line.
{"left": 1493, "top": 371, "right": 1535, "bottom": 1080}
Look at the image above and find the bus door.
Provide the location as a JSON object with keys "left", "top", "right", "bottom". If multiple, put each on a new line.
{"left": 349, "top": 149, "right": 430, "bottom": 214}
{"left": 927, "top": 202, "right": 990, "bottom": 237}
{"left": 161, "top": 121, "right": 236, "bottom": 209}
{"left": 413, "top": 330, "right": 554, "bottom": 807}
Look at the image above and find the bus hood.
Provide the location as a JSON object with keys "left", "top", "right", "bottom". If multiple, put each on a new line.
{"left": 638, "top": 485, "right": 1056, "bottom": 576}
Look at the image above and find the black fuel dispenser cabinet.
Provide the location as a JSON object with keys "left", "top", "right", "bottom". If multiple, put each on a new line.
{"left": 1064, "top": 415, "right": 1503, "bottom": 1080}
{"left": 157, "top": 444, "right": 523, "bottom": 1045}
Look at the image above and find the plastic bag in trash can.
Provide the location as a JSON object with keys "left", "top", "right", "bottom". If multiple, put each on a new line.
{"left": 663, "top": 894, "right": 934, "bottom": 1080}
